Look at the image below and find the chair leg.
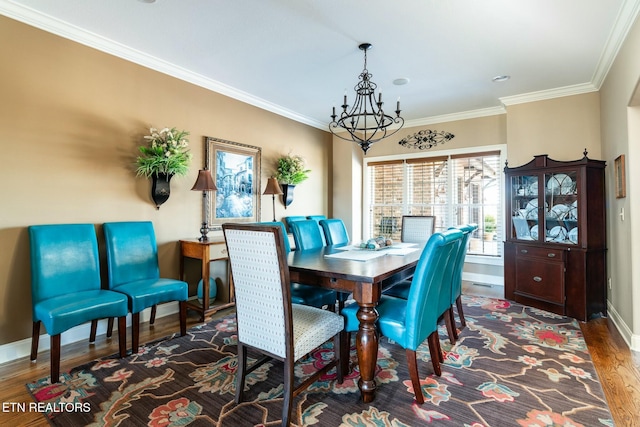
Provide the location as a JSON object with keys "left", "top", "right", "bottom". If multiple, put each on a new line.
{"left": 150, "top": 305, "right": 157, "bottom": 325}
{"left": 406, "top": 349, "right": 425, "bottom": 404}
{"left": 235, "top": 343, "right": 247, "bottom": 404}
{"left": 444, "top": 308, "right": 457, "bottom": 344}
{"left": 132, "top": 312, "right": 140, "bottom": 354}
{"left": 89, "top": 319, "right": 98, "bottom": 343}
{"left": 456, "top": 295, "right": 466, "bottom": 328}
{"left": 50, "top": 334, "right": 61, "bottom": 383}
{"left": 31, "top": 321, "right": 41, "bottom": 361}
{"left": 179, "top": 301, "right": 187, "bottom": 336}
{"left": 117, "top": 316, "right": 127, "bottom": 358}
{"left": 106, "top": 317, "right": 114, "bottom": 338}
{"left": 334, "top": 332, "right": 344, "bottom": 384}
{"left": 449, "top": 307, "right": 459, "bottom": 341}
{"left": 427, "top": 331, "right": 442, "bottom": 376}
{"left": 341, "top": 332, "right": 351, "bottom": 376}
{"left": 282, "top": 357, "right": 295, "bottom": 427}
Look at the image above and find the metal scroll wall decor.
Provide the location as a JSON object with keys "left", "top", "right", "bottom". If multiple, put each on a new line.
{"left": 398, "top": 129, "right": 455, "bottom": 150}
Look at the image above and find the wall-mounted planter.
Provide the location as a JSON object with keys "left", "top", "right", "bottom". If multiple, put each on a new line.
{"left": 280, "top": 183, "right": 295, "bottom": 208}
{"left": 151, "top": 173, "right": 173, "bottom": 209}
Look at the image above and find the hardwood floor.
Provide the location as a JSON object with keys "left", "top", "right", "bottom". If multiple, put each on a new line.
{"left": 1, "top": 297, "right": 639, "bottom": 426}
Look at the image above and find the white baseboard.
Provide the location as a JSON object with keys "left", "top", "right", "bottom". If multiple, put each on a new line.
{"left": 463, "top": 272, "right": 504, "bottom": 287}
{"left": 0, "top": 302, "right": 179, "bottom": 365}
{"left": 606, "top": 300, "right": 640, "bottom": 352}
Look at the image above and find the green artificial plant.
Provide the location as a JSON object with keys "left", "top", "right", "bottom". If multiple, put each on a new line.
{"left": 274, "top": 154, "right": 311, "bottom": 185}
{"left": 136, "top": 127, "right": 192, "bottom": 178}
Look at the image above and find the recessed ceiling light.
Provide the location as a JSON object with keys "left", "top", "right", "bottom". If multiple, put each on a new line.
{"left": 138, "top": 0, "right": 156, "bottom": 3}
{"left": 492, "top": 75, "right": 510, "bottom": 83}
{"left": 393, "top": 78, "right": 410, "bottom": 86}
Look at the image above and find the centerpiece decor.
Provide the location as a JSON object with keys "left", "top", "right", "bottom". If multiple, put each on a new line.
{"left": 274, "top": 154, "right": 310, "bottom": 208}
{"left": 136, "top": 127, "right": 192, "bottom": 209}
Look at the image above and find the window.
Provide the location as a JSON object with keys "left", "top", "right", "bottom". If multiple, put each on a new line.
{"left": 365, "top": 148, "right": 504, "bottom": 257}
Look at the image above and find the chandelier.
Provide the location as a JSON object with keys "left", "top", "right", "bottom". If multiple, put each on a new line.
{"left": 329, "top": 43, "right": 404, "bottom": 154}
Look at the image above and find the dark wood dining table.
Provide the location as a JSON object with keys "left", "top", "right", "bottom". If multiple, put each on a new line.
{"left": 287, "top": 245, "right": 422, "bottom": 403}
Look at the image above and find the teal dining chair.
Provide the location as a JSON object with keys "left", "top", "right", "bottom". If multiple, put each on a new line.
{"left": 290, "top": 219, "right": 350, "bottom": 311}
{"left": 342, "top": 229, "right": 463, "bottom": 404}
{"left": 223, "top": 223, "right": 344, "bottom": 427}
{"left": 29, "top": 224, "right": 129, "bottom": 382}
{"left": 319, "top": 218, "right": 349, "bottom": 246}
{"left": 307, "top": 215, "right": 327, "bottom": 245}
{"left": 103, "top": 221, "right": 188, "bottom": 353}
{"left": 284, "top": 216, "right": 307, "bottom": 233}
{"left": 260, "top": 221, "right": 337, "bottom": 310}
{"left": 382, "top": 226, "right": 463, "bottom": 343}
{"left": 290, "top": 219, "right": 325, "bottom": 251}
{"left": 448, "top": 223, "right": 478, "bottom": 335}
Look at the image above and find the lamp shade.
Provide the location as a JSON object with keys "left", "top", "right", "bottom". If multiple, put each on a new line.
{"left": 191, "top": 169, "right": 217, "bottom": 191}
{"left": 263, "top": 177, "right": 283, "bottom": 195}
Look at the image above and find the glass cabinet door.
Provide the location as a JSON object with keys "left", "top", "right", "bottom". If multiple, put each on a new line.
{"left": 543, "top": 171, "right": 578, "bottom": 244}
{"left": 510, "top": 174, "right": 539, "bottom": 241}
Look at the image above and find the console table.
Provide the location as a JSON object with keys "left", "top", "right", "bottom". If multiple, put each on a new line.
{"left": 179, "top": 237, "right": 235, "bottom": 321}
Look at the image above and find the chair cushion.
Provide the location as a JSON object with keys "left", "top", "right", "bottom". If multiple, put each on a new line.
{"left": 342, "top": 296, "right": 408, "bottom": 345}
{"left": 290, "top": 283, "right": 336, "bottom": 308}
{"left": 292, "top": 304, "right": 343, "bottom": 362}
{"left": 113, "top": 278, "right": 188, "bottom": 313}
{"left": 382, "top": 279, "right": 412, "bottom": 299}
{"left": 34, "top": 290, "right": 128, "bottom": 336}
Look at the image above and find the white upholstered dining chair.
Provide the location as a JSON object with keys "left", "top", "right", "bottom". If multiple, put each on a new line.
{"left": 401, "top": 215, "right": 436, "bottom": 244}
{"left": 222, "top": 223, "right": 344, "bottom": 427}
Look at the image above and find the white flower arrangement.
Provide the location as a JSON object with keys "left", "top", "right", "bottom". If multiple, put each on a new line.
{"left": 136, "top": 127, "right": 192, "bottom": 178}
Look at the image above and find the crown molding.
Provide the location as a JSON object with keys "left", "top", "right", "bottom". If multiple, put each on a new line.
{"left": 591, "top": 0, "right": 640, "bottom": 88}
{"left": 404, "top": 106, "right": 506, "bottom": 127}
{"left": 2, "top": 0, "right": 639, "bottom": 129}
{"left": 499, "top": 83, "right": 598, "bottom": 106}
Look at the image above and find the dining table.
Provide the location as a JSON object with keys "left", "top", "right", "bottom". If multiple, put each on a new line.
{"left": 287, "top": 243, "right": 422, "bottom": 403}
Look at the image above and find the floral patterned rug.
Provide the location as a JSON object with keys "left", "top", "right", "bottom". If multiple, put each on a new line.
{"left": 26, "top": 296, "right": 613, "bottom": 426}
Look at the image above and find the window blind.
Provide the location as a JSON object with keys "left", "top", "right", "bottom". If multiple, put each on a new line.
{"left": 366, "top": 150, "right": 502, "bottom": 257}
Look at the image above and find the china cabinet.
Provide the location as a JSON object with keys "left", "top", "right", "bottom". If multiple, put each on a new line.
{"left": 503, "top": 151, "right": 606, "bottom": 321}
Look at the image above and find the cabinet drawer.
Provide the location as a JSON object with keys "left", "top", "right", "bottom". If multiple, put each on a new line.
{"left": 208, "top": 243, "right": 228, "bottom": 260}
{"left": 514, "top": 245, "right": 564, "bottom": 261}
{"left": 515, "top": 258, "right": 564, "bottom": 304}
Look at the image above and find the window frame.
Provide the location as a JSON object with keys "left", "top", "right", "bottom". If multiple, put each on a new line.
{"left": 363, "top": 144, "right": 507, "bottom": 260}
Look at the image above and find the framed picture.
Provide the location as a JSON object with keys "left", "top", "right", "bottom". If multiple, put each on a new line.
{"left": 205, "top": 137, "right": 261, "bottom": 229}
{"left": 615, "top": 154, "right": 626, "bottom": 199}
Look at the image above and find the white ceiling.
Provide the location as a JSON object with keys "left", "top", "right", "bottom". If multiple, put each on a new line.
{"left": 2, "top": 0, "right": 640, "bottom": 129}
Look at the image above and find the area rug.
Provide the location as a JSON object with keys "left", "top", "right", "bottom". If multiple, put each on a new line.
{"left": 27, "top": 296, "right": 613, "bottom": 426}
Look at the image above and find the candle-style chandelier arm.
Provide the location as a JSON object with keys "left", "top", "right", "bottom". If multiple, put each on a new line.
{"left": 329, "top": 43, "right": 405, "bottom": 154}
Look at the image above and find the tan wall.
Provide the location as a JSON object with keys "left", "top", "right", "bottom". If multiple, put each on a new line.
{"left": 365, "top": 113, "right": 507, "bottom": 157}
{"left": 600, "top": 12, "right": 640, "bottom": 341}
{"left": 0, "top": 16, "right": 331, "bottom": 345}
{"left": 505, "top": 92, "right": 602, "bottom": 165}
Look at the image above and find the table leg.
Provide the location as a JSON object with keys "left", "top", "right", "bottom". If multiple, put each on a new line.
{"left": 355, "top": 301, "right": 379, "bottom": 403}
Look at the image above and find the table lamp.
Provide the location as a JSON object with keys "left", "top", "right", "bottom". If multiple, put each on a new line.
{"left": 191, "top": 169, "right": 217, "bottom": 241}
{"left": 263, "top": 177, "right": 283, "bottom": 222}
